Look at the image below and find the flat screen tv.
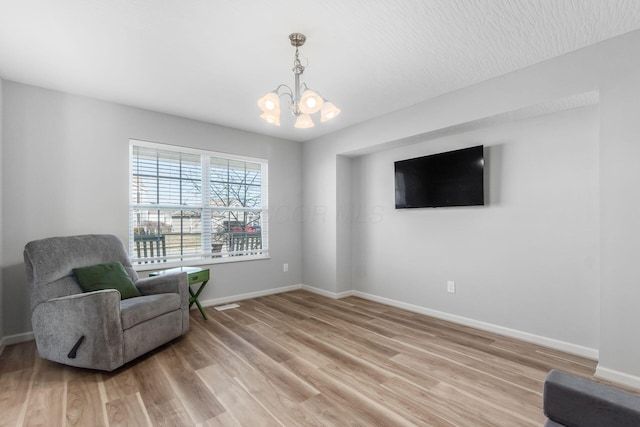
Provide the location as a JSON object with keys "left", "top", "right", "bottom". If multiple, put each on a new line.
{"left": 395, "top": 145, "right": 484, "bottom": 208}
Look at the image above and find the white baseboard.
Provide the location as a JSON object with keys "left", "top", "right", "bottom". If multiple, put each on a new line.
{"left": 301, "top": 284, "right": 354, "bottom": 300}
{"left": 0, "top": 331, "right": 35, "bottom": 353}
{"left": 198, "top": 284, "right": 303, "bottom": 308}
{"left": 595, "top": 365, "right": 640, "bottom": 390}
{"left": 348, "top": 290, "right": 599, "bottom": 360}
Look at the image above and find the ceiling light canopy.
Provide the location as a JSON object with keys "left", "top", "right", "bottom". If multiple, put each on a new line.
{"left": 257, "top": 33, "right": 340, "bottom": 128}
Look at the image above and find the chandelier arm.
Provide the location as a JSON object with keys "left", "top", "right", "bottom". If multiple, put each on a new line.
{"left": 274, "top": 84, "right": 295, "bottom": 112}
{"left": 282, "top": 92, "right": 294, "bottom": 104}
{"left": 274, "top": 84, "right": 292, "bottom": 95}
{"left": 301, "top": 83, "right": 324, "bottom": 99}
{"left": 275, "top": 85, "right": 294, "bottom": 104}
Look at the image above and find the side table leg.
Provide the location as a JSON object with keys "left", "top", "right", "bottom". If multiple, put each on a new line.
{"left": 189, "top": 281, "right": 209, "bottom": 320}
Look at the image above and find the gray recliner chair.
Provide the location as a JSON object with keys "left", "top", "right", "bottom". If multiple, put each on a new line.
{"left": 24, "top": 234, "right": 189, "bottom": 371}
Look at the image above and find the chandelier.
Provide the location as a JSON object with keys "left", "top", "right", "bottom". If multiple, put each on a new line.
{"left": 257, "top": 33, "right": 341, "bottom": 129}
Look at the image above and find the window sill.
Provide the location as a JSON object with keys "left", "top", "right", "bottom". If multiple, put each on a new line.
{"left": 133, "top": 254, "right": 271, "bottom": 273}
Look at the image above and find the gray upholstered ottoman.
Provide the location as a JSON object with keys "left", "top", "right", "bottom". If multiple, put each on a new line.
{"left": 543, "top": 369, "right": 640, "bottom": 426}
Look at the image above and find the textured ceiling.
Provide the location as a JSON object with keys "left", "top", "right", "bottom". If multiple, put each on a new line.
{"left": 1, "top": 0, "right": 639, "bottom": 142}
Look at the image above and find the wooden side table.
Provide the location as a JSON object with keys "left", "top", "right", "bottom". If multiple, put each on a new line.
{"left": 149, "top": 266, "right": 210, "bottom": 320}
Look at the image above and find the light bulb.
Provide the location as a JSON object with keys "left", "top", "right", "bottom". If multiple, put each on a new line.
{"left": 299, "top": 90, "right": 323, "bottom": 114}
{"left": 257, "top": 92, "right": 280, "bottom": 112}
{"left": 305, "top": 97, "right": 316, "bottom": 109}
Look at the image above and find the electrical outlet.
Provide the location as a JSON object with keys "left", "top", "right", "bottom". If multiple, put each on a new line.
{"left": 283, "top": 263, "right": 289, "bottom": 272}
{"left": 447, "top": 280, "right": 455, "bottom": 294}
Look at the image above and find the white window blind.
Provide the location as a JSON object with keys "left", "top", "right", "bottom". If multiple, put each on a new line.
{"left": 129, "top": 140, "right": 268, "bottom": 265}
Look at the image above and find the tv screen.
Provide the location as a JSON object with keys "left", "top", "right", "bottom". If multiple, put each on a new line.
{"left": 395, "top": 145, "right": 484, "bottom": 208}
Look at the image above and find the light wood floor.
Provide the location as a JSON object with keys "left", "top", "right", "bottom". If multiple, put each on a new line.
{"left": 1, "top": 290, "right": 600, "bottom": 426}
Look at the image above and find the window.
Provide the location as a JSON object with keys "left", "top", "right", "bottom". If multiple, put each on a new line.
{"left": 129, "top": 140, "right": 268, "bottom": 265}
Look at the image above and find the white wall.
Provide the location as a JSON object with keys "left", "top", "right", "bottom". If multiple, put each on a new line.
{"left": 351, "top": 106, "right": 599, "bottom": 349}
{"left": 303, "top": 28, "right": 640, "bottom": 384}
{"left": 1, "top": 81, "right": 303, "bottom": 337}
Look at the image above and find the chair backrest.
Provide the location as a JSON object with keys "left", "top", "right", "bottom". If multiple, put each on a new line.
{"left": 24, "top": 234, "right": 138, "bottom": 311}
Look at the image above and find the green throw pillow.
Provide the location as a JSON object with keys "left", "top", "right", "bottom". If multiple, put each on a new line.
{"left": 73, "top": 261, "right": 141, "bottom": 300}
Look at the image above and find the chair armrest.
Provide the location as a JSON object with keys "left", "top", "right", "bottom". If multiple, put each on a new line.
{"left": 31, "top": 290, "right": 124, "bottom": 371}
{"left": 544, "top": 370, "right": 640, "bottom": 427}
{"left": 136, "top": 272, "right": 190, "bottom": 334}
{"left": 136, "top": 273, "right": 189, "bottom": 308}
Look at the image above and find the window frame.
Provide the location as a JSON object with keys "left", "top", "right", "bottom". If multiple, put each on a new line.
{"left": 129, "top": 139, "right": 269, "bottom": 270}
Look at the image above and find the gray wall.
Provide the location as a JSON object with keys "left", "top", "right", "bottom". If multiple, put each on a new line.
{"left": 351, "top": 106, "right": 599, "bottom": 349}
{"left": 336, "top": 155, "right": 352, "bottom": 295}
{"left": 302, "top": 28, "right": 640, "bottom": 383}
{"left": 0, "top": 77, "right": 4, "bottom": 344}
{"left": 1, "top": 81, "right": 302, "bottom": 337}
{"left": 598, "top": 63, "right": 640, "bottom": 381}
{"left": 302, "top": 144, "right": 337, "bottom": 294}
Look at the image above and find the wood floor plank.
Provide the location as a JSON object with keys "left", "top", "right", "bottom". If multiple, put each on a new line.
{"left": 177, "top": 320, "right": 243, "bottom": 372}
{"left": 211, "top": 315, "right": 294, "bottom": 364}
{"left": 66, "top": 374, "right": 106, "bottom": 426}
{"left": 489, "top": 338, "right": 597, "bottom": 376}
{"left": 145, "top": 398, "right": 195, "bottom": 427}
{"left": 155, "top": 346, "right": 225, "bottom": 424}
{"left": 211, "top": 306, "right": 258, "bottom": 327}
{"left": 131, "top": 357, "right": 176, "bottom": 406}
{"left": 240, "top": 299, "right": 300, "bottom": 333}
{"left": 383, "top": 376, "right": 536, "bottom": 427}
{"left": 284, "top": 356, "right": 415, "bottom": 427}
{"left": 303, "top": 317, "right": 401, "bottom": 360}
{"left": 0, "top": 367, "right": 34, "bottom": 426}
{"left": 250, "top": 303, "right": 444, "bottom": 393}
{"left": 532, "top": 345, "right": 597, "bottom": 368}
{"left": 432, "top": 380, "right": 542, "bottom": 426}
{"left": 0, "top": 341, "right": 37, "bottom": 375}
{"left": 199, "top": 411, "right": 241, "bottom": 427}
{"left": 131, "top": 356, "right": 193, "bottom": 426}
{"left": 196, "top": 363, "right": 281, "bottom": 427}
{"left": 276, "top": 294, "right": 396, "bottom": 337}
{"left": 23, "top": 358, "right": 65, "bottom": 427}
{"left": 105, "top": 392, "right": 152, "bottom": 427}
{"left": 102, "top": 367, "right": 141, "bottom": 402}
{"left": 2, "top": 290, "right": 613, "bottom": 426}
{"left": 378, "top": 377, "right": 461, "bottom": 427}
{"left": 297, "top": 393, "right": 359, "bottom": 427}
{"left": 231, "top": 362, "right": 320, "bottom": 426}
{"left": 391, "top": 351, "right": 544, "bottom": 421}
{"left": 189, "top": 322, "right": 259, "bottom": 379}
{"left": 319, "top": 359, "right": 451, "bottom": 427}
{"left": 254, "top": 295, "right": 309, "bottom": 321}
{"left": 198, "top": 316, "right": 319, "bottom": 403}
{"left": 391, "top": 332, "right": 547, "bottom": 392}
{"left": 338, "top": 295, "right": 391, "bottom": 313}
{"left": 248, "top": 322, "right": 337, "bottom": 368}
